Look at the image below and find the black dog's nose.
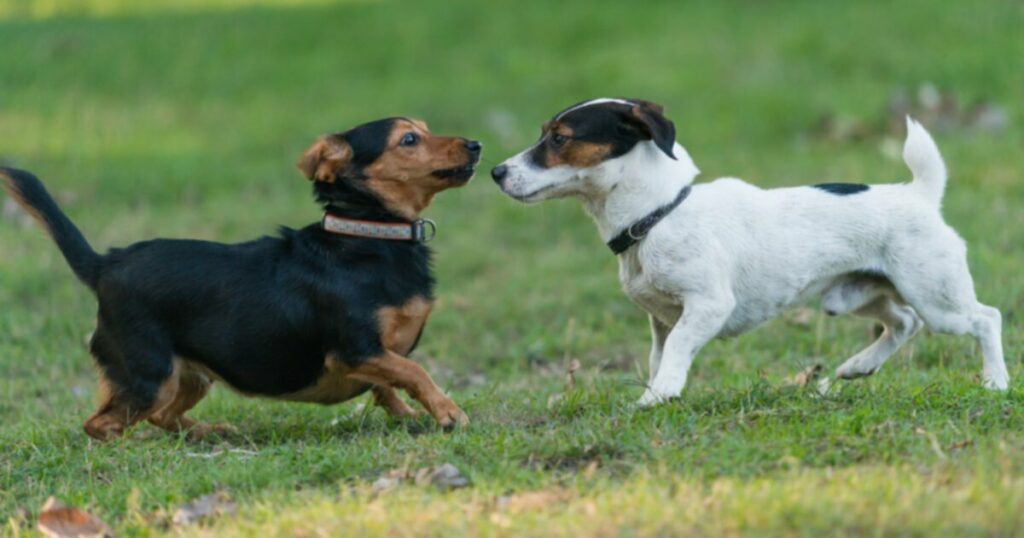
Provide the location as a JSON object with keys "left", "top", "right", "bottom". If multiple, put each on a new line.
{"left": 465, "top": 140, "right": 482, "bottom": 154}
{"left": 491, "top": 164, "right": 508, "bottom": 183}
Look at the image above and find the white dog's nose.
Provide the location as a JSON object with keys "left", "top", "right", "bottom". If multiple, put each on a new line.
{"left": 491, "top": 164, "right": 509, "bottom": 184}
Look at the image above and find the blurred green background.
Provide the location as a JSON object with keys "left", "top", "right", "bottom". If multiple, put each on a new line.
{"left": 1, "top": 0, "right": 1023, "bottom": 535}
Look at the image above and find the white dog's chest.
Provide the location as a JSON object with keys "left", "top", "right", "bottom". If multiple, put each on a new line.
{"left": 618, "top": 257, "right": 682, "bottom": 326}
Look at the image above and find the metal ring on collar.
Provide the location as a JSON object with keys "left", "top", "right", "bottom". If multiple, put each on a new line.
{"left": 414, "top": 218, "right": 437, "bottom": 242}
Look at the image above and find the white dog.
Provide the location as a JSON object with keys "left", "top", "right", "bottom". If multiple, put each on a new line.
{"left": 491, "top": 98, "right": 1008, "bottom": 406}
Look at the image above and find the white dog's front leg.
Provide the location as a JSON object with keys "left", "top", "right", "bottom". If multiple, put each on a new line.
{"left": 637, "top": 295, "right": 734, "bottom": 407}
{"left": 647, "top": 315, "right": 670, "bottom": 384}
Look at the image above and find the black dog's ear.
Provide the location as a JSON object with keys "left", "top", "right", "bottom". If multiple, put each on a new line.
{"left": 620, "top": 99, "right": 676, "bottom": 160}
{"left": 297, "top": 135, "right": 352, "bottom": 182}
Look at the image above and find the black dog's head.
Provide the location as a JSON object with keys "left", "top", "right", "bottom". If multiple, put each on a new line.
{"left": 299, "top": 118, "right": 481, "bottom": 219}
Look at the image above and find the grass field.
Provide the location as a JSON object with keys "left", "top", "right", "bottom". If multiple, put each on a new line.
{"left": 2, "top": 0, "right": 1023, "bottom": 535}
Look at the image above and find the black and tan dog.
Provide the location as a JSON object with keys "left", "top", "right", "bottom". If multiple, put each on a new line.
{"left": 1, "top": 117, "right": 479, "bottom": 440}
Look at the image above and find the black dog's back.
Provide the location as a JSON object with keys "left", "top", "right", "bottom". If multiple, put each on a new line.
{"left": 3, "top": 116, "right": 477, "bottom": 439}
{"left": 2, "top": 166, "right": 434, "bottom": 421}
{"left": 92, "top": 226, "right": 433, "bottom": 395}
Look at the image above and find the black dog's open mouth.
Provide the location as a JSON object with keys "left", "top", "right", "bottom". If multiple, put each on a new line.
{"left": 433, "top": 164, "right": 477, "bottom": 183}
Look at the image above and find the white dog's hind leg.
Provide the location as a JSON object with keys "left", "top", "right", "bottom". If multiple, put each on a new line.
{"left": 835, "top": 296, "right": 923, "bottom": 379}
{"left": 647, "top": 315, "right": 670, "bottom": 384}
{"left": 973, "top": 304, "right": 1008, "bottom": 390}
{"left": 889, "top": 243, "right": 1010, "bottom": 390}
{"left": 637, "top": 294, "right": 734, "bottom": 407}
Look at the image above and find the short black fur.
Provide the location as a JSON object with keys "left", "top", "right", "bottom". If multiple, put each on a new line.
{"left": 813, "top": 183, "right": 870, "bottom": 195}
{"left": 0, "top": 122, "right": 434, "bottom": 413}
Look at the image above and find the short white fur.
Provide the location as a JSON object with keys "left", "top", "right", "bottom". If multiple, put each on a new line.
{"left": 498, "top": 108, "right": 1009, "bottom": 405}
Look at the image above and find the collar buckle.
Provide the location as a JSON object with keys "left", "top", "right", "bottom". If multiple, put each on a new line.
{"left": 627, "top": 222, "right": 647, "bottom": 241}
{"left": 606, "top": 185, "right": 692, "bottom": 256}
{"left": 412, "top": 218, "right": 437, "bottom": 243}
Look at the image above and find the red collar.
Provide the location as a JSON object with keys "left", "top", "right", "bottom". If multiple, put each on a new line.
{"left": 321, "top": 213, "right": 436, "bottom": 242}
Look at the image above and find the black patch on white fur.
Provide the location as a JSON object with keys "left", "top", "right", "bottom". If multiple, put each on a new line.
{"left": 813, "top": 183, "right": 869, "bottom": 195}
{"left": 529, "top": 99, "right": 676, "bottom": 167}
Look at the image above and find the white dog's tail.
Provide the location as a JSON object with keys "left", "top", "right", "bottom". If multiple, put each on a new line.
{"left": 903, "top": 116, "right": 947, "bottom": 207}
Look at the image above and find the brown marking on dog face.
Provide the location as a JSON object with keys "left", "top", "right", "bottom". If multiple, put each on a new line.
{"left": 377, "top": 296, "right": 433, "bottom": 355}
{"left": 296, "top": 135, "right": 352, "bottom": 183}
{"left": 533, "top": 122, "right": 613, "bottom": 169}
{"left": 362, "top": 119, "right": 476, "bottom": 219}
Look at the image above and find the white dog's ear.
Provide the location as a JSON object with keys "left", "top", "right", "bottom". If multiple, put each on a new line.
{"left": 621, "top": 99, "right": 677, "bottom": 160}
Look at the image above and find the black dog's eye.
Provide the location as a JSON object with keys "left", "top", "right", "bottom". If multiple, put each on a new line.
{"left": 400, "top": 133, "right": 419, "bottom": 146}
{"left": 551, "top": 134, "right": 567, "bottom": 146}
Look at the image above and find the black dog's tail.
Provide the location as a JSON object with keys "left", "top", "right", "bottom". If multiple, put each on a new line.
{"left": 1, "top": 167, "right": 101, "bottom": 289}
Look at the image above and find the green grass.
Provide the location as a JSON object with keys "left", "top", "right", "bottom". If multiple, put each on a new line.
{"left": 2, "top": 0, "right": 1023, "bottom": 535}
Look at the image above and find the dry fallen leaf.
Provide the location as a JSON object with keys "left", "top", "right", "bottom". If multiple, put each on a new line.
{"left": 788, "top": 308, "right": 817, "bottom": 327}
{"left": 171, "top": 491, "right": 236, "bottom": 526}
{"left": 373, "top": 463, "right": 470, "bottom": 495}
{"left": 37, "top": 497, "right": 113, "bottom": 538}
{"left": 787, "top": 364, "right": 823, "bottom": 388}
{"left": 496, "top": 489, "right": 574, "bottom": 513}
{"left": 421, "top": 463, "right": 471, "bottom": 491}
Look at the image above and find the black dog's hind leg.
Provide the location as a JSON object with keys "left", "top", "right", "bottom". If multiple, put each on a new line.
{"left": 83, "top": 324, "right": 179, "bottom": 441}
{"left": 147, "top": 368, "right": 235, "bottom": 441}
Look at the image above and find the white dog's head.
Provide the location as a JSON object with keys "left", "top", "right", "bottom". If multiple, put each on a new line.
{"left": 492, "top": 98, "right": 694, "bottom": 203}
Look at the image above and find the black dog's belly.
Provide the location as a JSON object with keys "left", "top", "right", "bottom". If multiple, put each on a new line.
{"left": 95, "top": 227, "right": 432, "bottom": 405}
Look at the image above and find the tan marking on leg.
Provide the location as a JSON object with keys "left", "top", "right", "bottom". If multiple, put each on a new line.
{"left": 376, "top": 296, "right": 433, "bottom": 355}
{"left": 147, "top": 361, "right": 234, "bottom": 441}
{"left": 83, "top": 364, "right": 181, "bottom": 441}
{"left": 372, "top": 385, "right": 420, "bottom": 418}
{"left": 346, "top": 351, "right": 467, "bottom": 428}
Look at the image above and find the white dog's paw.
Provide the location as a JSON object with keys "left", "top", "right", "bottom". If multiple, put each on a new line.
{"left": 835, "top": 359, "right": 880, "bottom": 380}
{"left": 982, "top": 373, "right": 1009, "bottom": 391}
{"left": 635, "top": 389, "right": 674, "bottom": 408}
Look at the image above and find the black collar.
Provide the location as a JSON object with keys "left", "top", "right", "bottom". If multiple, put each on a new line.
{"left": 606, "top": 185, "right": 692, "bottom": 255}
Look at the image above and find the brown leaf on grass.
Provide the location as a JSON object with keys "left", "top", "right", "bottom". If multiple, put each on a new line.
{"left": 37, "top": 497, "right": 113, "bottom": 538}
{"left": 419, "top": 463, "right": 471, "bottom": 491}
{"left": 171, "top": 491, "right": 236, "bottom": 526}
{"left": 787, "top": 308, "right": 817, "bottom": 327}
{"left": 372, "top": 463, "right": 470, "bottom": 495}
{"left": 495, "top": 489, "right": 574, "bottom": 513}
{"left": 786, "top": 364, "right": 823, "bottom": 388}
